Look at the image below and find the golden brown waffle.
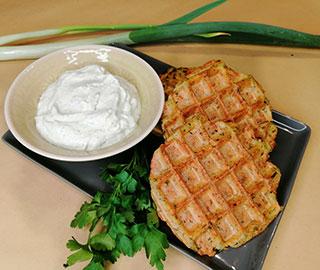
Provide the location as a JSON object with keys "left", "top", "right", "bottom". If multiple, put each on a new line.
{"left": 161, "top": 60, "right": 280, "bottom": 191}
{"left": 150, "top": 116, "right": 281, "bottom": 256}
{"left": 160, "top": 67, "right": 188, "bottom": 97}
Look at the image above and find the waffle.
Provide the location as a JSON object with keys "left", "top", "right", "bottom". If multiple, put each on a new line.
{"left": 161, "top": 60, "right": 280, "bottom": 191}
{"left": 150, "top": 116, "right": 281, "bottom": 256}
{"left": 160, "top": 67, "right": 188, "bottom": 97}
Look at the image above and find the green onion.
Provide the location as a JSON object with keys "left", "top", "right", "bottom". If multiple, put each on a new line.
{"left": 166, "top": 32, "right": 318, "bottom": 48}
{"left": 0, "top": 0, "right": 319, "bottom": 61}
{"left": 165, "top": 0, "right": 226, "bottom": 25}
{"left": 194, "top": 32, "right": 231, "bottom": 38}
{"left": 0, "top": 29, "right": 64, "bottom": 46}
{"left": 0, "top": 32, "right": 132, "bottom": 60}
{"left": 0, "top": 24, "right": 152, "bottom": 46}
{"left": 0, "top": 0, "right": 225, "bottom": 46}
{"left": 128, "top": 22, "right": 320, "bottom": 45}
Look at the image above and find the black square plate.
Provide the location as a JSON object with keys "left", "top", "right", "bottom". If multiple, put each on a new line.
{"left": 2, "top": 44, "right": 311, "bottom": 270}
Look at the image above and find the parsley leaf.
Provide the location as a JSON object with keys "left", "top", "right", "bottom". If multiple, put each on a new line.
{"left": 65, "top": 147, "right": 168, "bottom": 270}
{"left": 66, "top": 248, "right": 93, "bottom": 267}
{"left": 118, "top": 234, "right": 133, "bottom": 256}
{"left": 70, "top": 204, "right": 97, "bottom": 229}
{"left": 66, "top": 238, "right": 83, "bottom": 251}
{"left": 83, "top": 261, "right": 104, "bottom": 270}
{"left": 115, "top": 171, "right": 130, "bottom": 183}
{"left": 127, "top": 178, "right": 138, "bottom": 193}
{"left": 132, "top": 234, "right": 145, "bottom": 253}
{"left": 144, "top": 228, "right": 169, "bottom": 270}
{"left": 147, "top": 208, "right": 160, "bottom": 227}
{"left": 89, "top": 233, "right": 115, "bottom": 251}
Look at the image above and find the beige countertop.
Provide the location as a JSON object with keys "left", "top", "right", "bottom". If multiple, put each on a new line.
{"left": 1, "top": 1, "right": 320, "bottom": 269}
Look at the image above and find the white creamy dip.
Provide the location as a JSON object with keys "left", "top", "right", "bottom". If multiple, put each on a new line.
{"left": 35, "top": 65, "right": 140, "bottom": 151}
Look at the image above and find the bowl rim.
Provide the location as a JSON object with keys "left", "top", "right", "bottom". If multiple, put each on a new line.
{"left": 4, "top": 45, "right": 164, "bottom": 162}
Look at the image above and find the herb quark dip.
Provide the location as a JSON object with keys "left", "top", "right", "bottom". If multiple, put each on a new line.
{"left": 35, "top": 65, "right": 140, "bottom": 151}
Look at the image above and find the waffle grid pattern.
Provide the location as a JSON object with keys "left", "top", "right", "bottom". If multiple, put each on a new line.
{"left": 162, "top": 61, "right": 278, "bottom": 169}
{"left": 150, "top": 117, "right": 280, "bottom": 256}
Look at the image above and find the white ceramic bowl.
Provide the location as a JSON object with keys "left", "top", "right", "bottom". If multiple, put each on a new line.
{"left": 4, "top": 45, "right": 164, "bottom": 161}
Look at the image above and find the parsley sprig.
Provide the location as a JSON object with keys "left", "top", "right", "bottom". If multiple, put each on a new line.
{"left": 64, "top": 148, "right": 169, "bottom": 270}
